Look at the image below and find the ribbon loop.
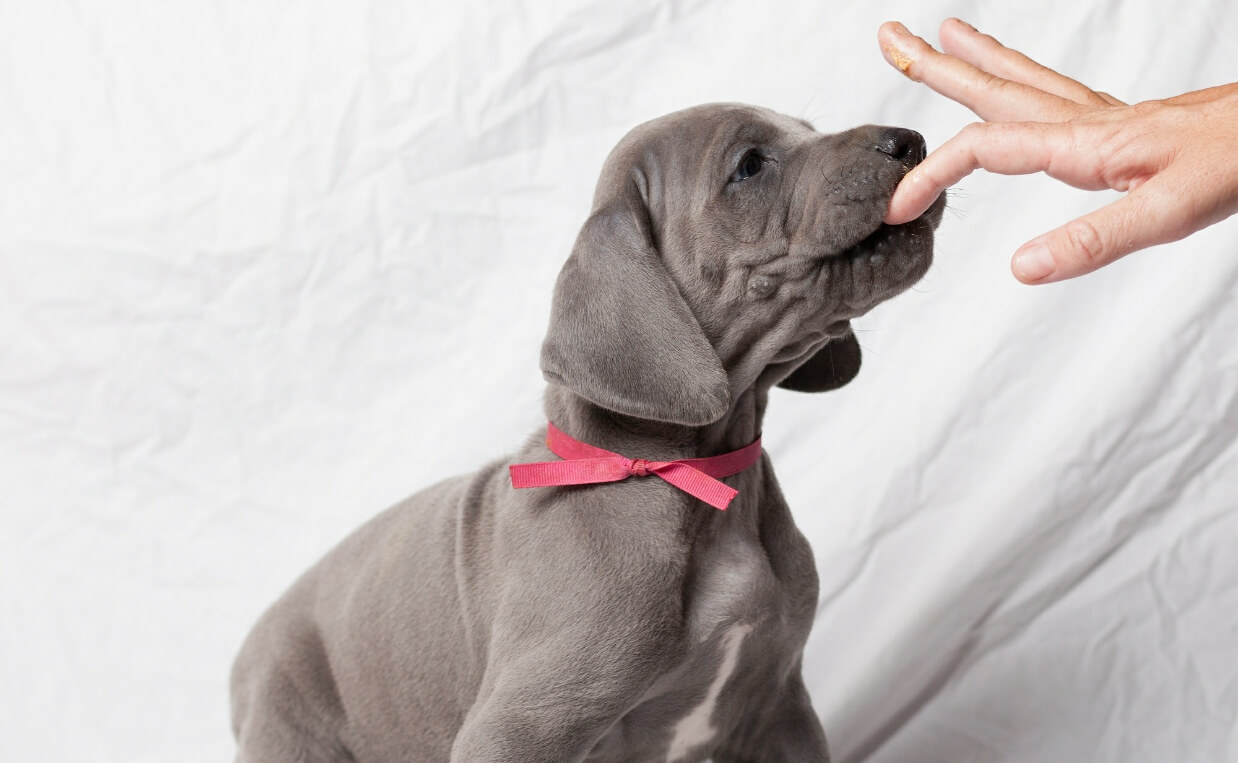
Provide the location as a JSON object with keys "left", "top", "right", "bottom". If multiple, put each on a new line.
{"left": 508, "top": 424, "right": 761, "bottom": 511}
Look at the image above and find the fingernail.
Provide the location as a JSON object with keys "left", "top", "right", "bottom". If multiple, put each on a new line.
{"left": 1013, "top": 243, "right": 1056, "bottom": 282}
{"left": 951, "top": 18, "right": 978, "bottom": 32}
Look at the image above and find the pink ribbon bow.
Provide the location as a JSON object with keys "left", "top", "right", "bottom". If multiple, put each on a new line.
{"left": 508, "top": 423, "right": 762, "bottom": 510}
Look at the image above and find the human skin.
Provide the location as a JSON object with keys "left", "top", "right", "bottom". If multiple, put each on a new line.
{"left": 878, "top": 18, "right": 1238, "bottom": 284}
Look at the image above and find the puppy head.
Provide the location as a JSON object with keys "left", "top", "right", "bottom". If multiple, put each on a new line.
{"left": 541, "top": 104, "right": 945, "bottom": 426}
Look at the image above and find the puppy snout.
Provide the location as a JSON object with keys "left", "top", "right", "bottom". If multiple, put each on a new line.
{"left": 872, "top": 128, "right": 926, "bottom": 170}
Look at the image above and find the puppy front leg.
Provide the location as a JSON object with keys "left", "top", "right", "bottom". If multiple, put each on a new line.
{"left": 715, "top": 674, "right": 830, "bottom": 763}
{"left": 449, "top": 552, "right": 682, "bottom": 762}
{"left": 448, "top": 642, "right": 664, "bottom": 763}
{"left": 450, "top": 687, "right": 613, "bottom": 762}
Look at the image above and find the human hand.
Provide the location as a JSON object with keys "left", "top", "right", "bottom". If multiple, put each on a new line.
{"left": 878, "top": 18, "right": 1238, "bottom": 284}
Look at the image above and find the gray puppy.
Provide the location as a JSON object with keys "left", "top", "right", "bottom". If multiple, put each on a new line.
{"left": 231, "top": 103, "right": 944, "bottom": 762}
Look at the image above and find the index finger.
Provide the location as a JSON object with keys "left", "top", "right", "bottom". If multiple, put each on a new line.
{"left": 885, "top": 120, "right": 1107, "bottom": 224}
{"left": 878, "top": 21, "right": 1085, "bottom": 123}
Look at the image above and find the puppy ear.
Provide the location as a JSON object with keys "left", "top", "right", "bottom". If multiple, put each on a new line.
{"left": 777, "top": 329, "right": 862, "bottom": 392}
{"left": 540, "top": 190, "right": 730, "bottom": 426}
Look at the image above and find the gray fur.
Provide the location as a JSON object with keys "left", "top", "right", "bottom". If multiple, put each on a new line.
{"left": 231, "top": 103, "right": 944, "bottom": 762}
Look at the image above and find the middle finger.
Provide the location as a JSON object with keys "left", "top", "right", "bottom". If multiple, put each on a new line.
{"left": 878, "top": 21, "right": 1086, "bottom": 123}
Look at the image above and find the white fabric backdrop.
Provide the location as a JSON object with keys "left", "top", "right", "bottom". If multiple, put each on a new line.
{"left": 3, "top": 1, "right": 1236, "bottom": 761}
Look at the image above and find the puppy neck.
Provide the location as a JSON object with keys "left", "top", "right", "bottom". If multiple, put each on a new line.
{"left": 542, "top": 385, "right": 766, "bottom": 462}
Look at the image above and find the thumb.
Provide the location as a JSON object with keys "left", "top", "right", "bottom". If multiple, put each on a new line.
{"left": 1011, "top": 178, "right": 1180, "bottom": 283}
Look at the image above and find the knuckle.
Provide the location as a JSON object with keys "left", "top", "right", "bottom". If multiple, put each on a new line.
{"left": 1129, "top": 98, "right": 1179, "bottom": 123}
{"left": 1130, "top": 99, "right": 1164, "bottom": 115}
{"left": 959, "top": 121, "right": 987, "bottom": 140}
{"left": 1060, "top": 218, "right": 1108, "bottom": 265}
{"left": 978, "top": 31, "right": 1004, "bottom": 49}
{"left": 954, "top": 122, "right": 988, "bottom": 169}
{"left": 981, "top": 72, "right": 1015, "bottom": 98}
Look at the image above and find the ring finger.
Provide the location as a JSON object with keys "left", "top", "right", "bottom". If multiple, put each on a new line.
{"left": 937, "top": 19, "right": 1124, "bottom": 109}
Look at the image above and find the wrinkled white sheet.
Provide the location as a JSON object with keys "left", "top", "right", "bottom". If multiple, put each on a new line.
{"left": 3, "top": 1, "right": 1236, "bottom": 761}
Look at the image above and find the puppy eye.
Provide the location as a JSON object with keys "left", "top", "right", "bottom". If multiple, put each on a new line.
{"left": 730, "top": 150, "right": 766, "bottom": 182}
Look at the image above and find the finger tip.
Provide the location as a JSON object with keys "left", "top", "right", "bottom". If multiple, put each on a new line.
{"left": 938, "top": 18, "right": 981, "bottom": 52}
{"left": 877, "top": 20, "right": 908, "bottom": 39}
{"left": 883, "top": 200, "right": 917, "bottom": 226}
{"left": 1012, "top": 243, "right": 1059, "bottom": 284}
{"left": 945, "top": 18, "right": 983, "bottom": 40}
{"left": 876, "top": 22, "right": 905, "bottom": 62}
{"left": 884, "top": 176, "right": 929, "bottom": 224}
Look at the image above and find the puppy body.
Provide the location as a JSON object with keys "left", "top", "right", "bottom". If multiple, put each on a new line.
{"left": 233, "top": 438, "right": 819, "bottom": 762}
{"left": 232, "top": 104, "right": 943, "bottom": 762}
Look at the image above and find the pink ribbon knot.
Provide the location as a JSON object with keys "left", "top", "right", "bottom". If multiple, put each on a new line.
{"left": 508, "top": 423, "right": 762, "bottom": 511}
{"left": 628, "top": 458, "right": 651, "bottom": 477}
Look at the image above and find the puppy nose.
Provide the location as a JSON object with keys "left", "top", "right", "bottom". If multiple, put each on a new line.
{"left": 873, "top": 127, "right": 926, "bottom": 169}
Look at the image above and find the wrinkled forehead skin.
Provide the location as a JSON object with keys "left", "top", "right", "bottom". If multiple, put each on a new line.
{"left": 600, "top": 104, "right": 819, "bottom": 217}
{"left": 592, "top": 103, "right": 940, "bottom": 383}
